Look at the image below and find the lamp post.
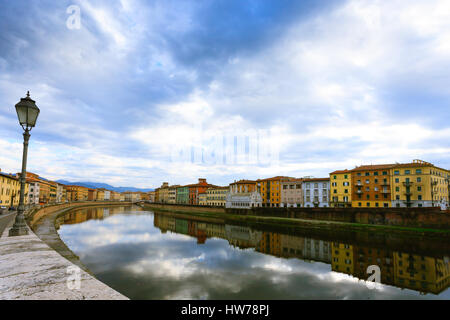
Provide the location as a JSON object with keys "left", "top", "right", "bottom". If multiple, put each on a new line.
{"left": 9, "top": 91, "right": 40, "bottom": 237}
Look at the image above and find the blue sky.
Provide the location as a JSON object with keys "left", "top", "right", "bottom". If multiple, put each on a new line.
{"left": 1, "top": 0, "right": 450, "bottom": 188}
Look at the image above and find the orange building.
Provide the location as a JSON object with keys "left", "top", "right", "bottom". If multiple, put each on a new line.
{"left": 351, "top": 164, "right": 393, "bottom": 208}
{"left": 187, "top": 178, "right": 217, "bottom": 205}
{"left": 257, "top": 176, "right": 294, "bottom": 207}
{"left": 229, "top": 180, "right": 257, "bottom": 193}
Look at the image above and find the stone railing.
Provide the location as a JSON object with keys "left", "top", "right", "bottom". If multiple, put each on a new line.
{"left": 26, "top": 201, "right": 132, "bottom": 228}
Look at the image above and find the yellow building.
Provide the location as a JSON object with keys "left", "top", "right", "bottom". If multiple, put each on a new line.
{"left": 0, "top": 171, "right": 29, "bottom": 208}
{"left": 168, "top": 185, "right": 179, "bottom": 204}
{"left": 206, "top": 186, "right": 228, "bottom": 207}
{"left": 393, "top": 252, "right": 449, "bottom": 294}
{"left": 158, "top": 182, "right": 170, "bottom": 203}
{"left": 96, "top": 189, "right": 105, "bottom": 201}
{"left": 64, "top": 185, "right": 89, "bottom": 202}
{"left": 331, "top": 242, "right": 354, "bottom": 275}
{"left": 257, "top": 176, "right": 294, "bottom": 207}
{"left": 198, "top": 192, "right": 207, "bottom": 206}
{"left": 329, "top": 170, "right": 352, "bottom": 207}
{"left": 390, "top": 160, "right": 450, "bottom": 208}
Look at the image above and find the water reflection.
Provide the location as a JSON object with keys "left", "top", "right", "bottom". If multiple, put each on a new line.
{"left": 56, "top": 206, "right": 450, "bottom": 299}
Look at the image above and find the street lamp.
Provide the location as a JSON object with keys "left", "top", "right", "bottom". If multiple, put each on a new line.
{"left": 9, "top": 91, "right": 40, "bottom": 237}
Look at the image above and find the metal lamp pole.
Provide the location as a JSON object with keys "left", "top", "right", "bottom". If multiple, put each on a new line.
{"left": 9, "top": 92, "right": 40, "bottom": 237}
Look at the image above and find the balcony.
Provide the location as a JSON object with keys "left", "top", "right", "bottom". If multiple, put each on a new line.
{"left": 355, "top": 182, "right": 363, "bottom": 186}
{"left": 381, "top": 190, "right": 390, "bottom": 194}
{"left": 356, "top": 190, "right": 363, "bottom": 194}
{"left": 403, "top": 181, "right": 414, "bottom": 187}
{"left": 381, "top": 181, "right": 390, "bottom": 186}
{"left": 404, "top": 190, "right": 412, "bottom": 196}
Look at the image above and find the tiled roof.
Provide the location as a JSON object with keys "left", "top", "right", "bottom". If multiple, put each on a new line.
{"left": 230, "top": 179, "right": 257, "bottom": 184}
{"left": 302, "top": 177, "right": 330, "bottom": 182}
{"left": 329, "top": 169, "right": 352, "bottom": 174}
{"left": 257, "top": 176, "right": 294, "bottom": 182}
{"left": 352, "top": 164, "right": 396, "bottom": 171}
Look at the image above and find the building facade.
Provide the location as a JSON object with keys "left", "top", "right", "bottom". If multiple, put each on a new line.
{"left": 0, "top": 171, "right": 29, "bottom": 208}
{"left": 206, "top": 186, "right": 228, "bottom": 207}
{"left": 351, "top": 164, "right": 393, "bottom": 208}
{"left": 176, "top": 186, "right": 189, "bottom": 204}
{"left": 280, "top": 179, "right": 303, "bottom": 207}
{"left": 330, "top": 170, "right": 352, "bottom": 207}
{"left": 390, "top": 160, "right": 449, "bottom": 209}
{"left": 257, "top": 176, "right": 293, "bottom": 207}
{"left": 302, "top": 178, "right": 330, "bottom": 207}
{"left": 198, "top": 192, "right": 207, "bottom": 206}
{"left": 188, "top": 178, "right": 217, "bottom": 205}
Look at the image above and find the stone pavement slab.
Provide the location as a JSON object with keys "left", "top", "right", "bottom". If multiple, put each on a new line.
{"left": 0, "top": 224, "right": 128, "bottom": 300}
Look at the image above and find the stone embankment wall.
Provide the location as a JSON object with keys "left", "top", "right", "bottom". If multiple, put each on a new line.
{"left": 143, "top": 202, "right": 449, "bottom": 230}
{"left": 27, "top": 201, "right": 133, "bottom": 227}
{"left": 226, "top": 206, "right": 450, "bottom": 229}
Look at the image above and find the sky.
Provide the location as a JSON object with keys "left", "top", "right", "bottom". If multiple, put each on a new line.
{"left": 1, "top": 0, "right": 450, "bottom": 189}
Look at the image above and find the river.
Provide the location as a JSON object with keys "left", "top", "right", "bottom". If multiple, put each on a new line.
{"left": 55, "top": 205, "right": 450, "bottom": 300}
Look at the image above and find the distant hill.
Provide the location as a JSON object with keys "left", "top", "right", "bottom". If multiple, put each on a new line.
{"left": 55, "top": 180, "right": 154, "bottom": 193}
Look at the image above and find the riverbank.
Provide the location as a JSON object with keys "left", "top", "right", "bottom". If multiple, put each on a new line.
{"left": 0, "top": 201, "right": 131, "bottom": 300}
{"left": 142, "top": 203, "right": 450, "bottom": 239}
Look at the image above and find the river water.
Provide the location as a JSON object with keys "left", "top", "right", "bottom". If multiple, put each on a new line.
{"left": 56, "top": 205, "right": 450, "bottom": 300}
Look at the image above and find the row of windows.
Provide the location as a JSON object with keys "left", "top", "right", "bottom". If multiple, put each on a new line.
{"left": 394, "top": 169, "right": 422, "bottom": 175}
{"left": 305, "top": 183, "right": 328, "bottom": 188}
{"left": 356, "top": 171, "right": 388, "bottom": 177}
{"left": 331, "top": 182, "right": 350, "bottom": 186}
{"left": 357, "top": 202, "right": 390, "bottom": 207}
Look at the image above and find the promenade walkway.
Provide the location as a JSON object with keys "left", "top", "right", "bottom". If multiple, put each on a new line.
{"left": 0, "top": 212, "right": 16, "bottom": 237}
{"left": 0, "top": 213, "right": 128, "bottom": 300}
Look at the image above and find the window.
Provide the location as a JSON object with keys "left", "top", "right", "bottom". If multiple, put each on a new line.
{"left": 333, "top": 175, "right": 337, "bottom": 179}
{"left": 367, "top": 202, "right": 370, "bottom": 207}
{"left": 374, "top": 172, "right": 379, "bottom": 176}
{"left": 417, "top": 177, "right": 421, "bottom": 182}
{"left": 405, "top": 170, "right": 410, "bottom": 175}
{"left": 365, "top": 172, "right": 370, "bottom": 176}
{"left": 382, "top": 171, "right": 387, "bottom": 175}
{"left": 416, "top": 169, "right": 422, "bottom": 174}
{"left": 417, "top": 186, "right": 422, "bottom": 191}
{"left": 395, "top": 178, "right": 399, "bottom": 183}
{"left": 418, "top": 195, "right": 422, "bottom": 200}
{"left": 396, "top": 187, "right": 399, "bottom": 192}
{"left": 394, "top": 170, "right": 399, "bottom": 175}
{"left": 344, "top": 175, "right": 348, "bottom": 179}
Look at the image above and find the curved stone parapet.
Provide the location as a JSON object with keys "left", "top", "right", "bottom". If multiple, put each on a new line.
{"left": 0, "top": 201, "right": 131, "bottom": 300}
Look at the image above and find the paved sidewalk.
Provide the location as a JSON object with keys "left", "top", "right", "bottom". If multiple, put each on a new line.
{"left": 0, "top": 223, "right": 128, "bottom": 300}
{"left": 0, "top": 212, "right": 16, "bottom": 237}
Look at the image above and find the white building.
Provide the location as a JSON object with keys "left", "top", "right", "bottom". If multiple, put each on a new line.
{"left": 28, "top": 181, "right": 40, "bottom": 205}
{"left": 56, "top": 183, "right": 64, "bottom": 203}
{"left": 104, "top": 190, "right": 111, "bottom": 201}
{"left": 302, "top": 178, "right": 330, "bottom": 207}
{"left": 225, "top": 192, "right": 262, "bottom": 209}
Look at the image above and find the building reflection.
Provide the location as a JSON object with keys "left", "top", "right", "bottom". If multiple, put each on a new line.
{"left": 58, "top": 209, "right": 449, "bottom": 295}
{"left": 151, "top": 213, "right": 449, "bottom": 295}
{"left": 57, "top": 206, "right": 129, "bottom": 225}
